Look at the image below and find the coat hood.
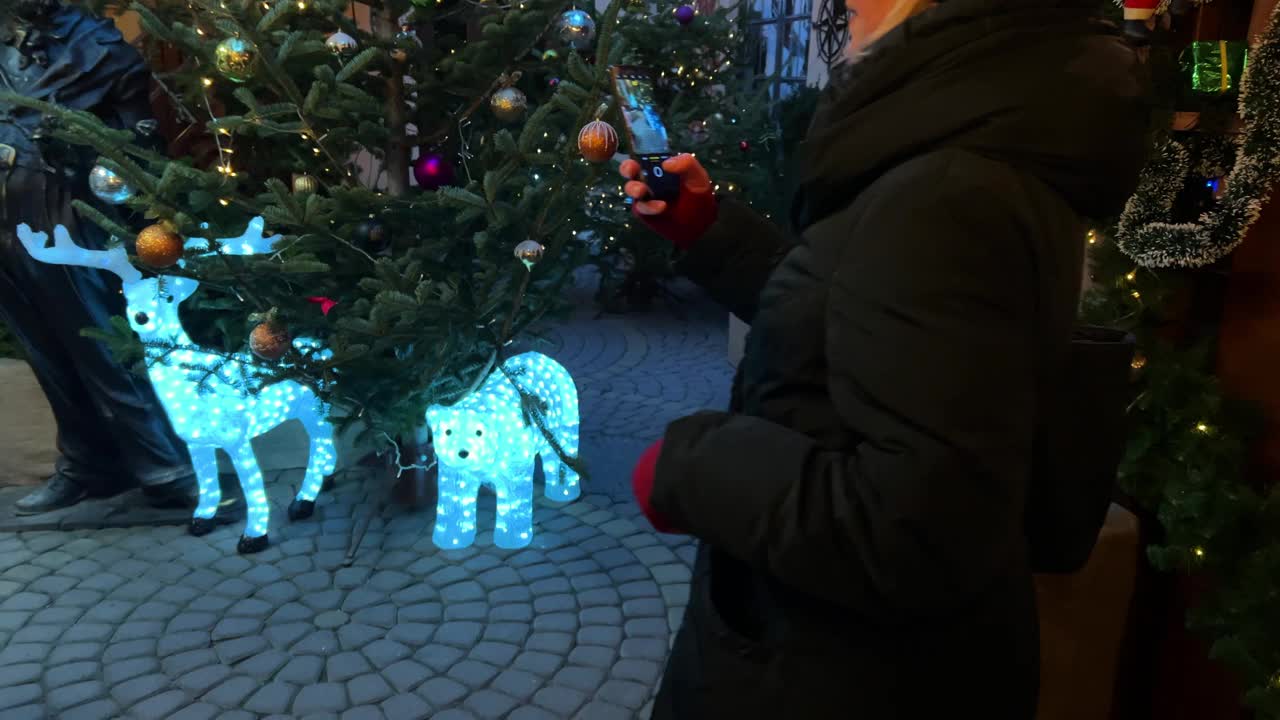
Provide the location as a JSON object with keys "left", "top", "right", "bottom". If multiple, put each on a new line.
{"left": 796, "top": 0, "right": 1156, "bottom": 227}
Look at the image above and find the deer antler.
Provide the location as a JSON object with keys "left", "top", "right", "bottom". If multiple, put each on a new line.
{"left": 16, "top": 224, "right": 143, "bottom": 285}
{"left": 187, "top": 217, "right": 282, "bottom": 257}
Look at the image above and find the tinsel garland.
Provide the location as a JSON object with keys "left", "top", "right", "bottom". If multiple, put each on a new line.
{"left": 1115, "top": 1, "right": 1280, "bottom": 267}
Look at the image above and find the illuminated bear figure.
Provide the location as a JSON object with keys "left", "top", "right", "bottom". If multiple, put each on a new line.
{"left": 426, "top": 352, "right": 581, "bottom": 549}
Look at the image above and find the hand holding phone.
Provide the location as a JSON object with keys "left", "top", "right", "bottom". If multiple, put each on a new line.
{"left": 620, "top": 154, "right": 718, "bottom": 250}
{"left": 620, "top": 154, "right": 713, "bottom": 215}
{"left": 610, "top": 66, "right": 680, "bottom": 202}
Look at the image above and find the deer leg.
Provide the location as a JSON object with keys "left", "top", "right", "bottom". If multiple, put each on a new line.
{"left": 433, "top": 468, "right": 479, "bottom": 549}
{"left": 493, "top": 464, "right": 535, "bottom": 550}
{"left": 229, "top": 442, "right": 270, "bottom": 554}
{"left": 188, "top": 445, "right": 222, "bottom": 537}
{"left": 290, "top": 417, "right": 336, "bottom": 521}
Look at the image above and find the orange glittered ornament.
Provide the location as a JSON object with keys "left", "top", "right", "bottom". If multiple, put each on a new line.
{"left": 578, "top": 119, "right": 619, "bottom": 163}
{"left": 135, "top": 223, "right": 184, "bottom": 268}
{"left": 250, "top": 322, "right": 292, "bottom": 362}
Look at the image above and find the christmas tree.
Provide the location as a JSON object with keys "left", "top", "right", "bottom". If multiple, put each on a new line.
{"left": 0, "top": 0, "right": 762, "bottom": 444}
{"left": 584, "top": 1, "right": 796, "bottom": 310}
{"left": 1084, "top": 0, "right": 1280, "bottom": 713}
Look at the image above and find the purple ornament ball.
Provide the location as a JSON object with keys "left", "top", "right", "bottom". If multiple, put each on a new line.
{"left": 675, "top": 5, "right": 695, "bottom": 25}
{"left": 412, "top": 152, "right": 455, "bottom": 190}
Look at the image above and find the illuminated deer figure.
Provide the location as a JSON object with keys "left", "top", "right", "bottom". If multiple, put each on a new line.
{"left": 16, "top": 218, "right": 335, "bottom": 554}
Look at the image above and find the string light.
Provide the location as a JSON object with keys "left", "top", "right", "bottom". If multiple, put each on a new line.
{"left": 219, "top": 198, "right": 230, "bottom": 206}
{"left": 202, "top": 77, "right": 213, "bottom": 87}
{"left": 427, "top": 353, "right": 580, "bottom": 549}
{"left": 1196, "top": 422, "right": 1211, "bottom": 433}
{"left": 1125, "top": 270, "right": 1137, "bottom": 282}
{"left": 1193, "top": 546, "right": 1206, "bottom": 558}
{"left": 1131, "top": 290, "right": 1141, "bottom": 299}
{"left": 1087, "top": 229, "right": 1098, "bottom": 244}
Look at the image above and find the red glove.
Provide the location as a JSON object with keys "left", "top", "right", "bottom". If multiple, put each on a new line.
{"left": 632, "top": 439, "right": 679, "bottom": 533}
{"left": 620, "top": 154, "right": 718, "bottom": 251}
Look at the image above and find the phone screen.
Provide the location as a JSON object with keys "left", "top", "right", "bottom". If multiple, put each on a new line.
{"left": 612, "top": 72, "right": 671, "bottom": 155}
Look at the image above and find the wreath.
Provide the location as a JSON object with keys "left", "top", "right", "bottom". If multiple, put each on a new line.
{"left": 1115, "top": 0, "right": 1280, "bottom": 268}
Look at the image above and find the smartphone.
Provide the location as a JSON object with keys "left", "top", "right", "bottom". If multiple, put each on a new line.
{"left": 610, "top": 65, "right": 680, "bottom": 202}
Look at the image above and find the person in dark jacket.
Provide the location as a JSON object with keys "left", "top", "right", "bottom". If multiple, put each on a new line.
{"left": 0, "top": 0, "right": 197, "bottom": 513}
{"left": 622, "top": 0, "right": 1154, "bottom": 716}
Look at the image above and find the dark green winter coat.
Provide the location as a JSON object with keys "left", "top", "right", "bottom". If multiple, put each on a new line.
{"left": 649, "top": 0, "right": 1154, "bottom": 716}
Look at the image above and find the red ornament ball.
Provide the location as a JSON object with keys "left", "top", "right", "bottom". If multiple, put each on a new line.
{"left": 549, "top": 77, "right": 561, "bottom": 87}
{"left": 739, "top": 140, "right": 750, "bottom": 152}
{"left": 412, "top": 152, "right": 456, "bottom": 190}
{"left": 675, "top": 5, "right": 695, "bottom": 25}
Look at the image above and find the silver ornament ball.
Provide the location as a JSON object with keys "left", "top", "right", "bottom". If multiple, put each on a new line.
{"left": 325, "top": 31, "right": 359, "bottom": 55}
{"left": 557, "top": 9, "right": 597, "bottom": 50}
{"left": 514, "top": 240, "right": 546, "bottom": 269}
{"left": 490, "top": 86, "right": 528, "bottom": 123}
{"left": 88, "top": 164, "right": 134, "bottom": 204}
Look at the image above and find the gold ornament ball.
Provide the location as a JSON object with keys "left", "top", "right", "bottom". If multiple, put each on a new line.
{"left": 514, "top": 239, "right": 545, "bottom": 269}
{"left": 541, "top": 49, "right": 560, "bottom": 61}
{"left": 292, "top": 174, "right": 319, "bottom": 194}
{"left": 250, "top": 322, "right": 292, "bottom": 362}
{"left": 135, "top": 224, "right": 185, "bottom": 268}
{"left": 578, "top": 119, "right": 619, "bottom": 163}
{"left": 490, "top": 86, "right": 528, "bottom": 123}
{"left": 215, "top": 37, "right": 257, "bottom": 83}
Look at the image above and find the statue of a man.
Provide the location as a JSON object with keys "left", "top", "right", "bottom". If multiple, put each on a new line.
{"left": 0, "top": 0, "right": 196, "bottom": 513}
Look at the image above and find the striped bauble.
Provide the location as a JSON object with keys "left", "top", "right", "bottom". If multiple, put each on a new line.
{"left": 578, "top": 120, "right": 619, "bottom": 163}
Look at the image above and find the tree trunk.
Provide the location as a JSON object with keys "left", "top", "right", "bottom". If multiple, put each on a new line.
{"left": 391, "top": 424, "right": 437, "bottom": 509}
{"left": 376, "top": 1, "right": 410, "bottom": 197}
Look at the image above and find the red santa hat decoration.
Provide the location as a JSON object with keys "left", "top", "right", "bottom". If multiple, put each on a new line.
{"left": 1120, "top": 0, "right": 1207, "bottom": 42}
{"left": 1123, "top": 0, "right": 1165, "bottom": 41}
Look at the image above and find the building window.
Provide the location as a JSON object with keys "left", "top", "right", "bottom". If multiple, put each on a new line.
{"left": 814, "top": 0, "right": 850, "bottom": 69}
{"left": 745, "top": 0, "right": 812, "bottom": 99}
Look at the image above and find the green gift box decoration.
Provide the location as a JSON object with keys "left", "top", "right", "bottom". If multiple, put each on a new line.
{"left": 1180, "top": 40, "right": 1250, "bottom": 94}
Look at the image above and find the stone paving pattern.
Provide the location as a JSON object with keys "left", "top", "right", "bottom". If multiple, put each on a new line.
{"left": 0, "top": 274, "right": 734, "bottom": 719}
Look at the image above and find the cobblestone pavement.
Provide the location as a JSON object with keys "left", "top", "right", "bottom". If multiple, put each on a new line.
{"left": 0, "top": 276, "right": 735, "bottom": 719}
